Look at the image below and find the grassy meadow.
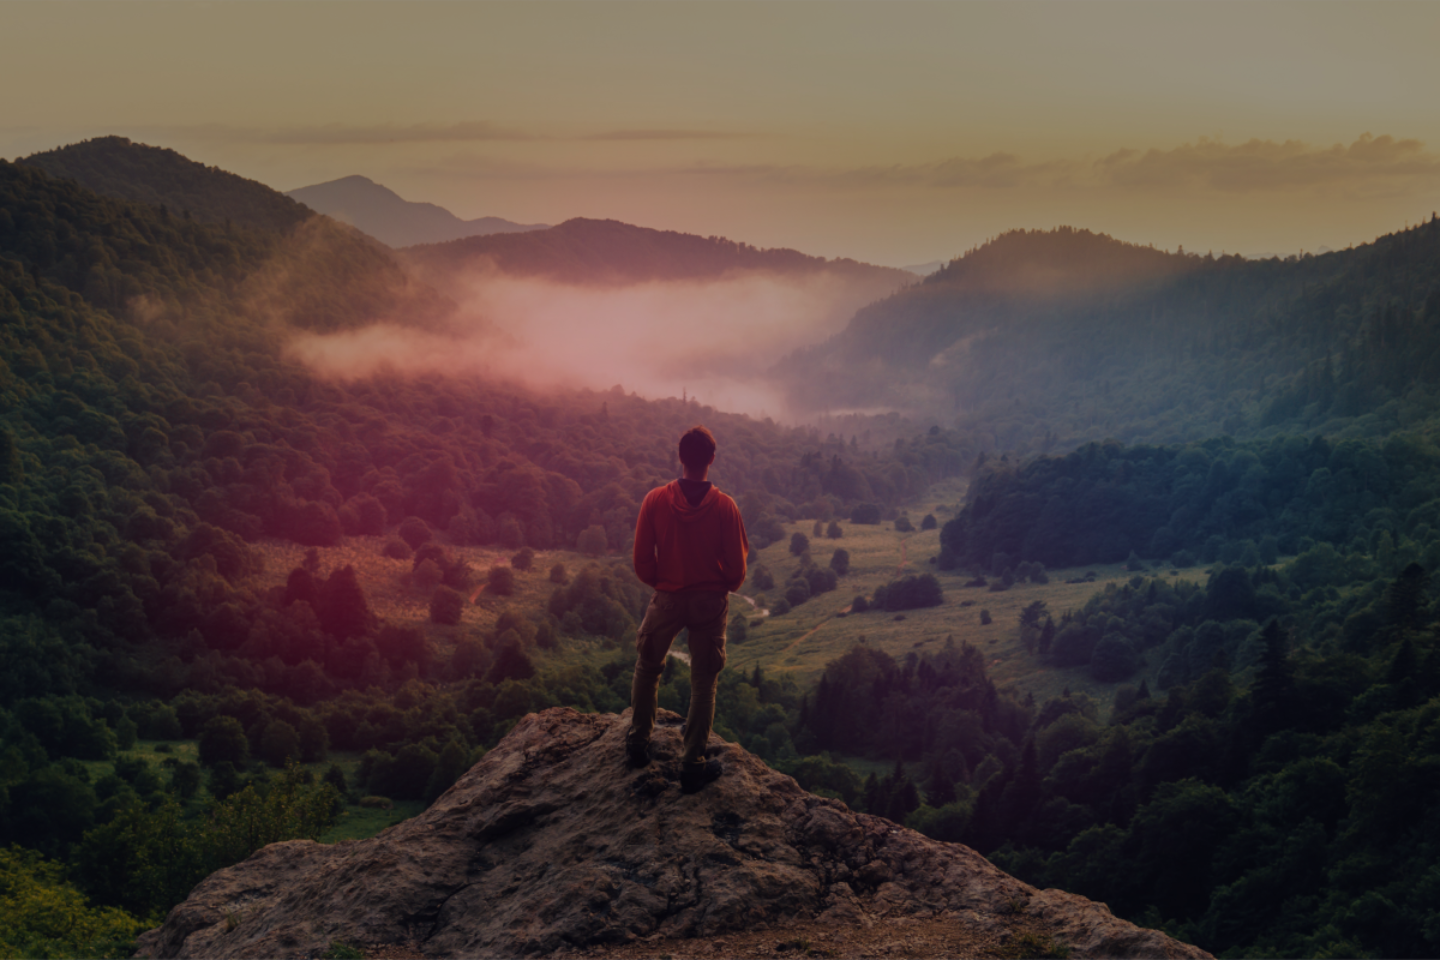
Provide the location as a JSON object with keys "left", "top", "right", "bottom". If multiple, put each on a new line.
{"left": 730, "top": 495, "right": 1204, "bottom": 716}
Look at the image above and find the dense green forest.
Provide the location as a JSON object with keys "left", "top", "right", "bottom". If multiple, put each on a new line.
{"left": 5, "top": 136, "right": 1440, "bottom": 960}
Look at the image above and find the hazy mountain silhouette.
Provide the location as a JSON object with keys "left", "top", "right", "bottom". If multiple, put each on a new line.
{"left": 286, "top": 175, "right": 548, "bottom": 248}
{"left": 401, "top": 216, "right": 915, "bottom": 289}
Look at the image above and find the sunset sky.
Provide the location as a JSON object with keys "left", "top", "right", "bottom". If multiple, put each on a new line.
{"left": 4, "top": 1, "right": 1439, "bottom": 267}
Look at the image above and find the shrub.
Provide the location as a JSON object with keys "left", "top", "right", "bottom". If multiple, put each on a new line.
{"left": 397, "top": 516, "right": 432, "bottom": 550}
{"left": 497, "top": 513, "right": 525, "bottom": 550}
{"left": 826, "top": 521, "right": 843, "bottom": 539}
{"left": 430, "top": 586, "right": 465, "bottom": 625}
{"left": 382, "top": 538, "right": 412, "bottom": 560}
{"left": 920, "top": 514, "right": 938, "bottom": 531}
{"left": 872, "top": 573, "right": 944, "bottom": 611}
{"left": 198, "top": 716, "right": 249, "bottom": 768}
{"left": 511, "top": 547, "right": 535, "bottom": 571}
{"left": 790, "top": 532, "right": 810, "bottom": 556}
{"left": 487, "top": 565, "right": 515, "bottom": 596}
{"left": 850, "top": 595, "right": 869, "bottom": 613}
{"left": 805, "top": 566, "right": 838, "bottom": 595}
{"left": 894, "top": 514, "right": 914, "bottom": 533}
{"left": 549, "top": 562, "right": 568, "bottom": 584}
{"left": 260, "top": 719, "right": 302, "bottom": 768}
{"left": 576, "top": 525, "right": 607, "bottom": 557}
{"left": 980, "top": 609, "right": 992, "bottom": 625}
{"left": 412, "top": 558, "right": 443, "bottom": 593}
{"left": 851, "top": 503, "right": 882, "bottom": 524}
{"left": 829, "top": 548, "right": 850, "bottom": 576}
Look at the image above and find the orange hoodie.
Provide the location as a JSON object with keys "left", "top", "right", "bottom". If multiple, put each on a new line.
{"left": 633, "top": 480, "right": 749, "bottom": 594}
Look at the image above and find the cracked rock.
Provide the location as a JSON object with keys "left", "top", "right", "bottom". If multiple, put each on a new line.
{"left": 136, "top": 707, "right": 1209, "bottom": 959}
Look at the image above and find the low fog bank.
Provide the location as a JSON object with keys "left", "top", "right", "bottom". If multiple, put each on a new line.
{"left": 285, "top": 269, "right": 892, "bottom": 421}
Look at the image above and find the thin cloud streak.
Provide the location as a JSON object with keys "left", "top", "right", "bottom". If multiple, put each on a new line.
{"left": 168, "top": 122, "right": 542, "bottom": 145}
{"left": 333, "top": 132, "right": 1437, "bottom": 203}
{"left": 660, "top": 134, "right": 1440, "bottom": 197}
{"left": 167, "top": 122, "right": 750, "bottom": 147}
{"left": 582, "top": 129, "right": 751, "bottom": 142}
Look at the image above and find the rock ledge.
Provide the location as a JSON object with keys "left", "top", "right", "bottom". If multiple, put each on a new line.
{"left": 137, "top": 707, "right": 1209, "bottom": 959}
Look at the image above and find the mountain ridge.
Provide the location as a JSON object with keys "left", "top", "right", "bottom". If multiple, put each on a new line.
{"left": 400, "top": 216, "right": 915, "bottom": 291}
{"left": 776, "top": 218, "right": 1440, "bottom": 452}
{"left": 18, "top": 136, "right": 313, "bottom": 235}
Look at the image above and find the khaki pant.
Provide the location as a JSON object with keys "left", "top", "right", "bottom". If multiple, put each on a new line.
{"left": 628, "top": 590, "right": 729, "bottom": 765}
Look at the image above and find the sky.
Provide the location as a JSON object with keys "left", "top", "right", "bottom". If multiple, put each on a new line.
{"left": 3, "top": 1, "right": 1440, "bottom": 268}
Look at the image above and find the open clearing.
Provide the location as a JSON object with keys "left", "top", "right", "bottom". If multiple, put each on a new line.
{"left": 731, "top": 503, "right": 1200, "bottom": 713}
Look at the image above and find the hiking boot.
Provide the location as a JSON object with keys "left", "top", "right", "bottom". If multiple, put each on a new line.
{"left": 680, "top": 759, "right": 723, "bottom": 794}
{"left": 625, "top": 734, "right": 651, "bottom": 768}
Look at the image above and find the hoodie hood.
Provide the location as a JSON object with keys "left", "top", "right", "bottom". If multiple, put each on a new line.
{"left": 667, "top": 480, "right": 721, "bottom": 521}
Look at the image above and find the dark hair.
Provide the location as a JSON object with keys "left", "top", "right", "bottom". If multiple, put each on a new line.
{"left": 678, "top": 425, "right": 717, "bottom": 469}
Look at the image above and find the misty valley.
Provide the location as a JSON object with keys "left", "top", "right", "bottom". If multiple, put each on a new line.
{"left": 5, "top": 137, "right": 1440, "bottom": 959}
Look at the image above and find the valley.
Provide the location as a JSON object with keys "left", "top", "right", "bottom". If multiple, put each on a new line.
{"left": 3, "top": 136, "right": 1440, "bottom": 959}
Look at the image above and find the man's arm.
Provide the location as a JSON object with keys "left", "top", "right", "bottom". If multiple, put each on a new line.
{"left": 720, "top": 501, "right": 749, "bottom": 594}
{"left": 633, "top": 493, "right": 658, "bottom": 587}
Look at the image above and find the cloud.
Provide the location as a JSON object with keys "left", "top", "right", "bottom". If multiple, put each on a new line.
{"left": 1094, "top": 133, "right": 1440, "bottom": 194}
{"left": 834, "top": 153, "right": 1078, "bottom": 190}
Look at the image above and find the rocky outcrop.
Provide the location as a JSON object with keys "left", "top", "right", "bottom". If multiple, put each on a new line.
{"left": 136, "top": 708, "right": 1210, "bottom": 959}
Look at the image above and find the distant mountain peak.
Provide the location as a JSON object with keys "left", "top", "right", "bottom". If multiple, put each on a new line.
{"left": 286, "top": 175, "right": 548, "bottom": 248}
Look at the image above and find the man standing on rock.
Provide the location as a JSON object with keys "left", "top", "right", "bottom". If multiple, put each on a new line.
{"left": 627, "top": 425, "right": 749, "bottom": 792}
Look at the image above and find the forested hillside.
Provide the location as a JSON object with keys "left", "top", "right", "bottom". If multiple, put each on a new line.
{"left": 0, "top": 151, "right": 972, "bottom": 954}
{"left": 779, "top": 220, "right": 1440, "bottom": 454}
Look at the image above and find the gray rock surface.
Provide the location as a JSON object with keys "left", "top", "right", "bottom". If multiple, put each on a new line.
{"left": 136, "top": 707, "right": 1210, "bottom": 959}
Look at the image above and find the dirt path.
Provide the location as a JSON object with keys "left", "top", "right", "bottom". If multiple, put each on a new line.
{"left": 778, "top": 618, "right": 830, "bottom": 657}
{"left": 735, "top": 592, "right": 769, "bottom": 617}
